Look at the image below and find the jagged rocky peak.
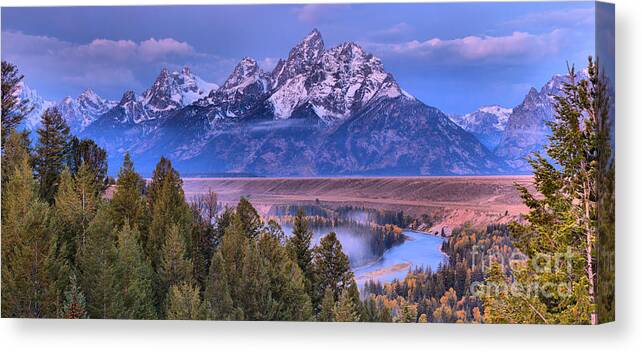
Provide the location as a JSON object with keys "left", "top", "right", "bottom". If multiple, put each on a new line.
{"left": 221, "top": 57, "right": 265, "bottom": 90}
{"left": 269, "top": 31, "right": 409, "bottom": 122}
{"left": 272, "top": 29, "right": 325, "bottom": 87}
{"left": 198, "top": 57, "right": 271, "bottom": 118}
{"left": 141, "top": 66, "right": 218, "bottom": 113}
{"left": 77, "top": 88, "right": 113, "bottom": 111}
{"left": 119, "top": 90, "right": 137, "bottom": 105}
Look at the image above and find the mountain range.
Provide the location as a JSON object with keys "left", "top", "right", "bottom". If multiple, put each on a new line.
{"left": 19, "top": 29, "right": 573, "bottom": 176}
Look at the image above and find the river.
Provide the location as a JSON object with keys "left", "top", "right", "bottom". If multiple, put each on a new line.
{"left": 281, "top": 224, "right": 447, "bottom": 286}
{"left": 353, "top": 230, "right": 447, "bottom": 285}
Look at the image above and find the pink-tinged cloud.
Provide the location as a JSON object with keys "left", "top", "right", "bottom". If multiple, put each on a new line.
{"left": 138, "top": 38, "right": 194, "bottom": 61}
{"left": 1, "top": 31, "right": 223, "bottom": 96}
{"left": 364, "top": 30, "right": 566, "bottom": 64}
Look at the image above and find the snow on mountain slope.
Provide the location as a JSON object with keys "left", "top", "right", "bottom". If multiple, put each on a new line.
{"left": 16, "top": 83, "right": 55, "bottom": 131}
{"left": 141, "top": 67, "right": 218, "bottom": 113}
{"left": 16, "top": 83, "right": 115, "bottom": 133}
{"left": 266, "top": 30, "right": 411, "bottom": 123}
{"left": 449, "top": 105, "right": 512, "bottom": 150}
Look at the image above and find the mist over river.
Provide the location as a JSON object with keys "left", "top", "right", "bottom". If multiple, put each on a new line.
{"left": 281, "top": 223, "right": 446, "bottom": 286}
{"left": 353, "top": 230, "right": 446, "bottom": 285}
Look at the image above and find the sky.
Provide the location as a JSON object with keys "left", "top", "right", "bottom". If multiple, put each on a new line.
{"left": 1, "top": 2, "right": 596, "bottom": 115}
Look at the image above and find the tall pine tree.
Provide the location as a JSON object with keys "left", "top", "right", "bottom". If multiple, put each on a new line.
{"left": 286, "top": 208, "right": 314, "bottom": 298}
{"left": 35, "top": 107, "right": 70, "bottom": 204}
{"left": 483, "top": 58, "right": 610, "bottom": 324}
{"left": 1, "top": 61, "right": 32, "bottom": 144}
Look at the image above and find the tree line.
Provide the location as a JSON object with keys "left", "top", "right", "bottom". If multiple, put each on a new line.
{"left": 1, "top": 61, "right": 366, "bottom": 321}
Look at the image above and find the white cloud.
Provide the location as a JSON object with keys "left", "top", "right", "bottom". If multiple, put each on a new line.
{"left": 364, "top": 30, "right": 566, "bottom": 65}
{"left": 138, "top": 38, "right": 194, "bottom": 61}
{"left": 1, "top": 31, "right": 226, "bottom": 97}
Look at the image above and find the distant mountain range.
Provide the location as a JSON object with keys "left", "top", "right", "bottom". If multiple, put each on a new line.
{"left": 18, "top": 29, "right": 576, "bottom": 176}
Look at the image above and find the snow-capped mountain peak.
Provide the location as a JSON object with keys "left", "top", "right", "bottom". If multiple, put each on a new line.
{"left": 15, "top": 83, "right": 55, "bottom": 131}
{"left": 271, "top": 29, "right": 325, "bottom": 88}
{"left": 268, "top": 32, "right": 408, "bottom": 122}
{"left": 449, "top": 104, "right": 513, "bottom": 150}
{"left": 141, "top": 66, "right": 219, "bottom": 113}
{"left": 220, "top": 57, "right": 267, "bottom": 92}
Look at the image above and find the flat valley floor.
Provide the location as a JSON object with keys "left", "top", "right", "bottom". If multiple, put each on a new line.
{"left": 182, "top": 176, "right": 534, "bottom": 233}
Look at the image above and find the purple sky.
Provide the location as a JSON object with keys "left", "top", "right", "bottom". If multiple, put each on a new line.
{"left": 1, "top": 2, "right": 596, "bottom": 114}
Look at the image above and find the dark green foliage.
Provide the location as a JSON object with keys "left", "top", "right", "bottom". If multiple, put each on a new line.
{"left": 35, "top": 107, "right": 70, "bottom": 204}
{"left": 189, "top": 191, "right": 219, "bottom": 292}
{"left": 204, "top": 251, "right": 234, "bottom": 320}
{"left": 76, "top": 205, "right": 122, "bottom": 319}
{"left": 1, "top": 60, "right": 32, "bottom": 144}
{"left": 236, "top": 197, "right": 263, "bottom": 240}
{"left": 147, "top": 157, "right": 192, "bottom": 271}
{"left": 109, "top": 152, "right": 149, "bottom": 231}
{"left": 67, "top": 136, "right": 108, "bottom": 191}
{"left": 286, "top": 208, "right": 314, "bottom": 296}
{"left": 115, "top": 224, "right": 157, "bottom": 319}
{"left": 312, "top": 232, "right": 352, "bottom": 311}
{"left": 1, "top": 155, "right": 62, "bottom": 318}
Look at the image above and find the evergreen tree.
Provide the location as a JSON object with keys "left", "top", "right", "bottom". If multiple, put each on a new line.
{"left": 220, "top": 213, "right": 248, "bottom": 302}
{"left": 54, "top": 166, "right": 98, "bottom": 263}
{"left": 67, "top": 137, "right": 108, "bottom": 192}
{"left": 165, "top": 282, "right": 204, "bottom": 320}
{"left": 257, "top": 232, "right": 313, "bottom": 321}
{"left": 109, "top": 152, "right": 148, "bottom": 231}
{"left": 76, "top": 205, "right": 122, "bottom": 319}
{"left": 1, "top": 61, "right": 32, "bottom": 144}
{"left": 333, "top": 287, "right": 360, "bottom": 322}
{"left": 147, "top": 157, "right": 192, "bottom": 270}
{"left": 345, "top": 278, "right": 365, "bottom": 321}
{"left": 62, "top": 273, "right": 88, "bottom": 319}
{"left": 236, "top": 197, "right": 263, "bottom": 240}
{"left": 319, "top": 287, "right": 335, "bottom": 322}
{"left": 189, "top": 190, "right": 219, "bottom": 291}
{"left": 286, "top": 208, "right": 314, "bottom": 297}
{"left": 1, "top": 130, "right": 31, "bottom": 186}
{"left": 400, "top": 303, "right": 418, "bottom": 323}
{"left": 239, "top": 238, "right": 272, "bottom": 320}
{"left": 115, "top": 224, "right": 157, "bottom": 319}
{"left": 313, "top": 232, "right": 352, "bottom": 307}
{"left": 35, "top": 107, "right": 70, "bottom": 203}
{"left": 204, "top": 251, "right": 234, "bottom": 320}
{"left": 1, "top": 155, "right": 60, "bottom": 317}
{"left": 159, "top": 224, "right": 193, "bottom": 311}
{"left": 483, "top": 58, "right": 609, "bottom": 324}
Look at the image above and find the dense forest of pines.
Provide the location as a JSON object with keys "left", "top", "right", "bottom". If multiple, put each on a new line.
{"left": 0, "top": 58, "right": 614, "bottom": 323}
